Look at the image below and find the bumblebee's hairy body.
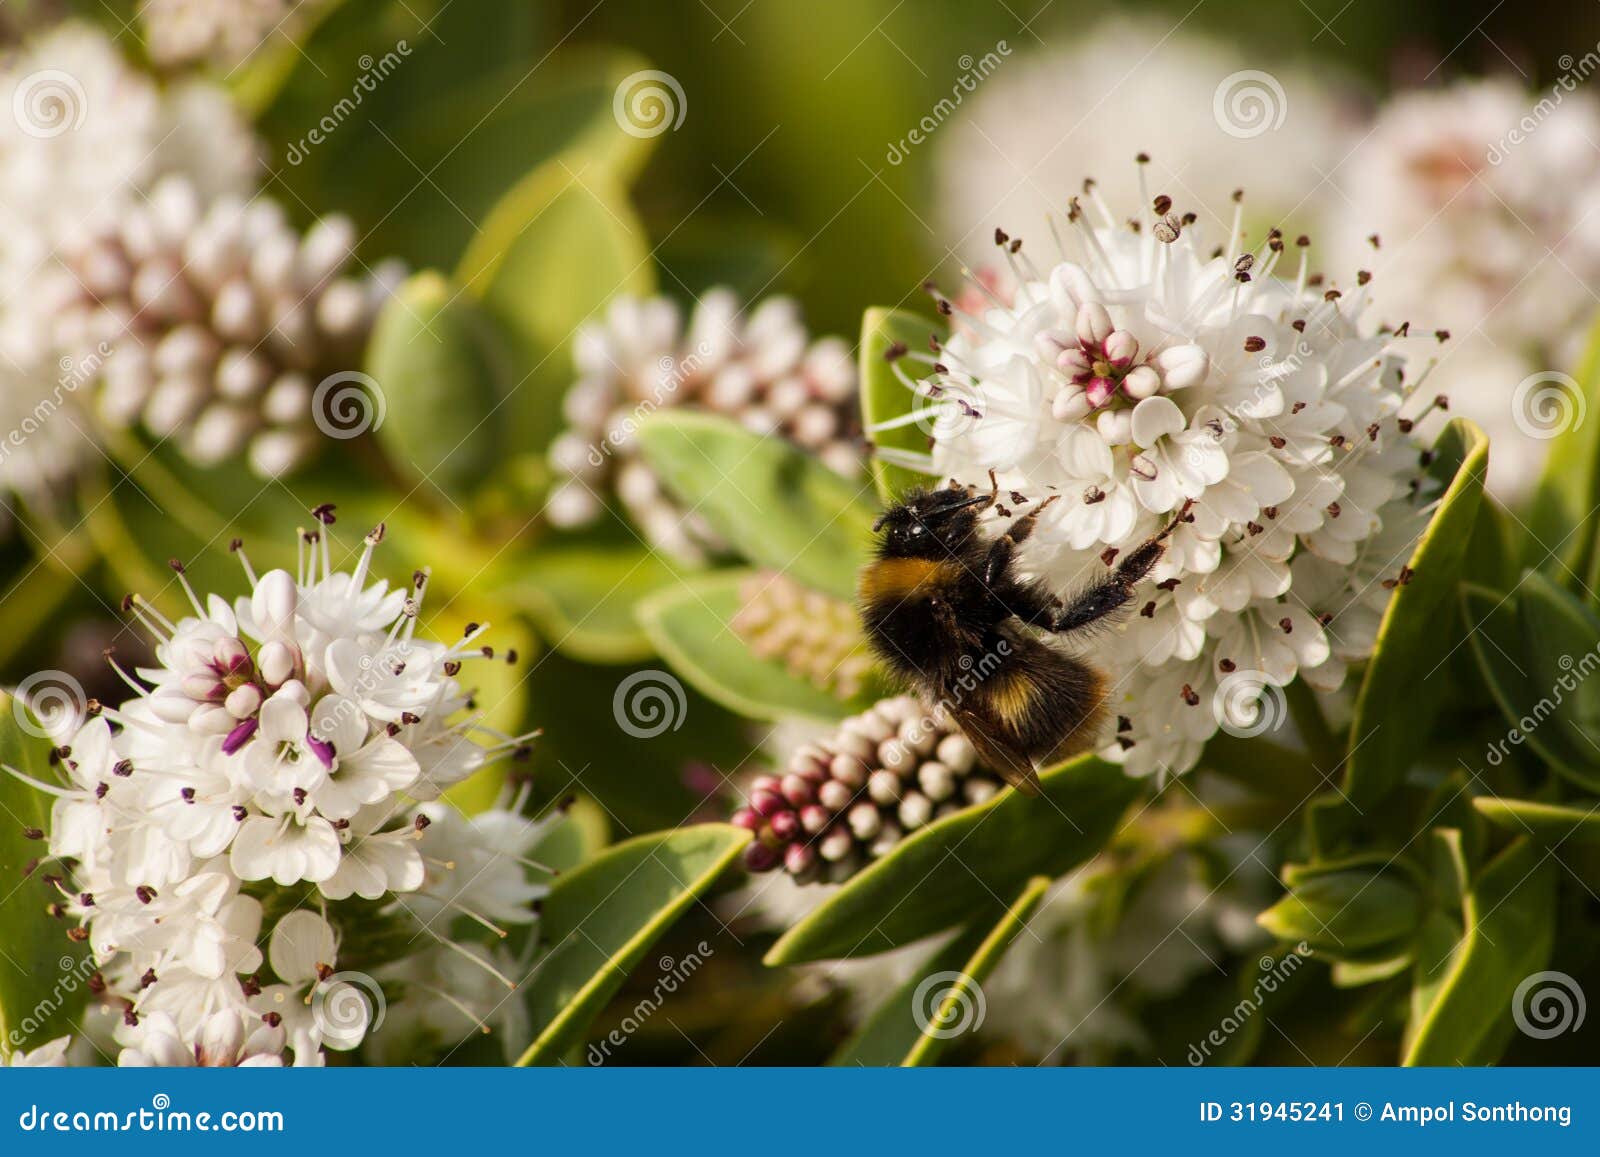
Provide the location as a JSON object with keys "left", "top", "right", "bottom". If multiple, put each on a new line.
{"left": 859, "top": 478, "right": 1183, "bottom": 796}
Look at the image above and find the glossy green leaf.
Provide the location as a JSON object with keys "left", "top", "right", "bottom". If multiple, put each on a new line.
{"left": 1257, "top": 869, "right": 1421, "bottom": 959}
{"left": 1526, "top": 315, "right": 1600, "bottom": 579}
{"left": 459, "top": 160, "right": 654, "bottom": 453}
{"left": 635, "top": 411, "right": 877, "bottom": 601}
{"left": 831, "top": 876, "right": 1050, "bottom": 1067}
{"left": 0, "top": 694, "right": 90, "bottom": 1051}
{"left": 765, "top": 755, "right": 1139, "bottom": 964}
{"left": 368, "top": 271, "right": 516, "bottom": 500}
{"left": 1474, "top": 797, "right": 1600, "bottom": 844}
{"left": 1518, "top": 570, "right": 1600, "bottom": 744}
{"left": 515, "top": 824, "right": 750, "bottom": 1065}
{"left": 637, "top": 570, "right": 884, "bottom": 723}
{"left": 859, "top": 307, "right": 943, "bottom": 501}
{"left": 1344, "top": 419, "right": 1488, "bottom": 808}
{"left": 1462, "top": 583, "right": 1600, "bottom": 792}
{"left": 495, "top": 536, "right": 683, "bottom": 664}
{"left": 1403, "top": 832, "right": 1556, "bottom": 1065}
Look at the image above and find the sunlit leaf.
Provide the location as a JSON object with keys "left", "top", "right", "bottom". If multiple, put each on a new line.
{"left": 858, "top": 307, "right": 943, "bottom": 502}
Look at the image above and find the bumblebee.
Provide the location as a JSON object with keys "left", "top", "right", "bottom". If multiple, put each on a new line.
{"left": 858, "top": 475, "right": 1187, "bottom": 795}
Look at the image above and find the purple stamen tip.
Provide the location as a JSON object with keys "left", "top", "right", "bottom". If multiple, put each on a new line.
{"left": 221, "top": 718, "right": 259, "bottom": 755}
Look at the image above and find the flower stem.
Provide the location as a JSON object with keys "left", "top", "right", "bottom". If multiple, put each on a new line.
{"left": 1286, "top": 678, "right": 1342, "bottom": 769}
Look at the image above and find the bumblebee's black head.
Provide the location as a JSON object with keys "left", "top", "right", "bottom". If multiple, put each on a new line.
{"left": 871, "top": 485, "right": 990, "bottom": 558}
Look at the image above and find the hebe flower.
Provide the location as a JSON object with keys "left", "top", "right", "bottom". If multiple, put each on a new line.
{"left": 732, "top": 696, "right": 1007, "bottom": 882}
{"left": 546, "top": 288, "right": 861, "bottom": 562}
{"left": 729, "top": 571, "right": 875, "bottom": 701}
{"left": 883, "top": 169, "right": 1440, "bottom": 779}
{"left": 10, "top": 507, "right": 551, "bottom": 1066}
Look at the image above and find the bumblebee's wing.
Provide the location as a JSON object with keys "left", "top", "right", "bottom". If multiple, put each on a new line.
{"left": 947, "top": 703, "right": 1042, "bottom": 797}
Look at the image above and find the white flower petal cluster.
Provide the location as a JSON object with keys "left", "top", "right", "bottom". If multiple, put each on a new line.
{"left": 936, "top": 17, "right": 1356, "bottom": 267}
{"left": 908, "top": 187, "right": 1435, "bottom": 778}
{"left": 1330, "top": 78, "right": 1600, "bottom": 500}
{"left": 141, "top": 0, "right": 297, "bottom": 70}
{"left": 547, "top": 288, "right": 861, "bottom": 562}
{"left": 19, "top": 514, "right": 549, "bottom": 1066}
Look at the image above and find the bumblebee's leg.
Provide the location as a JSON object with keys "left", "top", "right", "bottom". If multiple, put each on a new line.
{"left": 981, "top": 494, "right": 1058, "bottom": 587}
{"left": 1041, "top": 501, "right": 1192, "bottom": 634}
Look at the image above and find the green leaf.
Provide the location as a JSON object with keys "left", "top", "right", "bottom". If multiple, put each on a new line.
{"left": 459, "top": 160, "right": 654, "bottom": 453}
{"left": 1462, "top": 583, "right": 1600, "bottom": 792}
{"left": 494, "top": 536, "right": 683, "bottom": 664}
{"left": 1257, "top": 869, "right": 1422, "bottom": 959}
{"left": 1527, "top": 315, "right": 1600, "bottom": 579}
{"left": 830, "top": 875, "right": 1050, "bottom": 1067}
{"left": 859, "top": 307, "right": 942, "bottom": 502}
{"left": 1403, "top": 832, "right": 1556, "bottom": 1065}
{"left": 1474, "top": 797, "right": 1600, "bottom": 844}
{"left": 1518, "top": 570, "right": 1600, "bottom": 742}
{"left": 637, "top": 570, "right": 884, "bottom": 723}
{"left": 514, "top": 824, "right": 750, "bottom": 1065}
{"left": 0, "top": 694, "right": 89, "bottom": 1050}
{"left": 368, "top": 271, "right": 516, "bottom": 501}
{"left": 1344, "top": 419, "right": 1489, "bottom": 808}
{"left": 765, "top": 755, "right": 1139, "bottom": 964}
{"left": 635, "top": 411, "right": 877, "bottom": 601}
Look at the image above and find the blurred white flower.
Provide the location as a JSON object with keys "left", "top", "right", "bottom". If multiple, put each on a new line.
{"left": 547, "top": 288, "right": 862, "bottom": 563}
{"left": 892, "top": 182, "right": 1434, "bottom": 779}
{"left": 936, "top": 17, "right": 1357, "bottom": 266}
{"left": 4, "top": 1035, "right": 72, "bottom": 1066}
{"left": 1329, "top": 78, "right": 1600, "bottom": 501}
{"left": 142, "top": 0, "right": 298, "bottom": 70}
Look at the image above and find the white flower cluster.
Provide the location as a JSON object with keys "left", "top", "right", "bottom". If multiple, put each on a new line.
{"left": 898, "top": 180, "right": 1437, "bottom": 778}
{"left": 546, "top": 289, "right": 861, "bottom": 562}
{"left": 14, "top": 512, "right": 551, "bottom": 1065}
{"left": 141, "top": 0, "right": 298, "bottom": 70}
{"left": 1330, "top": 78, "right": 1600, "bottom": 500}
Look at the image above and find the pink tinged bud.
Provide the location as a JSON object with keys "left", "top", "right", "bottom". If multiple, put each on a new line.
{"left": 182, "top": 674, "right": 227, "bottom": 702}
{"left": 783, "top": 843, "right": 818, "bottom": 876}
{"left": 251, "top": 570, "right": 298, "bottom": 642}
{"left": 1121, "top": 365, "right": 1162, "bottom": 400}
{"left": 1097, "top": 408, "right": 1133, "bottom": 446}
{"left": 189, "top": 704, "right": 235, "bottom": 736}
{"left": 221, "top": 718, "right": 259, "bottom": 755}
{"left": 1052, "top": 388, "right": 1093, "bottom": 423}
{"left": 767, "top": 809, "right": 800, "bottom": 841}
{"left": 256, "top": 641, "right": 296, "bottom": 687}
{"left": 898, "top": 793, "right": 934, "bottom": 830}
{"left": 749, "top": 774, "right": 782, "bottom": 797}
{"left": 743, "top": 843, "right": 780, "bottom": 873}
{"left": 799, "top": 805, "right": 831, "bottom": 835}
{"left": 1103, "top": 330, "right": 1139, "bottom": 367}
{"left": 832, "top": 731, "right": 875, "bottom": 762}
{"left": 211, "top": 635, "right": 252, "bottom": 671}
{"left": 964, "top": 780, "right": 999, "bottom": 806}
{"left": 750, "top": 789, "right": 786, "bottom": 818}
{"left": 779, "top": 775, "right": 815, "bottom": 807}
{"left": 846, "top": 800, "right": 882, "bottom": 839}
{"left": 818, "top": 826, "right": 855, "bottom": 862}
{"left": 1084, "top": 377, "right": 1118, "bottom": 408}
{"left": 730, "top": 808, "right": 762, "bottom": 832}
{"left": 918, "top": 761, "right": 956, "bottom": 802}
{"left": 1076, "top": 301, "right": 1114, "bottom": 348}
{"left": 224, "top": 683, "right": 262, "bottom": 719}
{"left": 1057, "top": 347, "right": 1094, "bottom": 377}
{"left": 817, "top": 779, "right": 854, "bottom": 811}
{"left": 868, "top": 769, "right": 902, "bottom": 805}
{"left": 869, "top": 823, "right": 903, "bottom": 858}
{"left": 937, "top": 734, "right": 976, "bottom": 774}
{"left": 878, "top": 740, "right": 915, "bottom": 775}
